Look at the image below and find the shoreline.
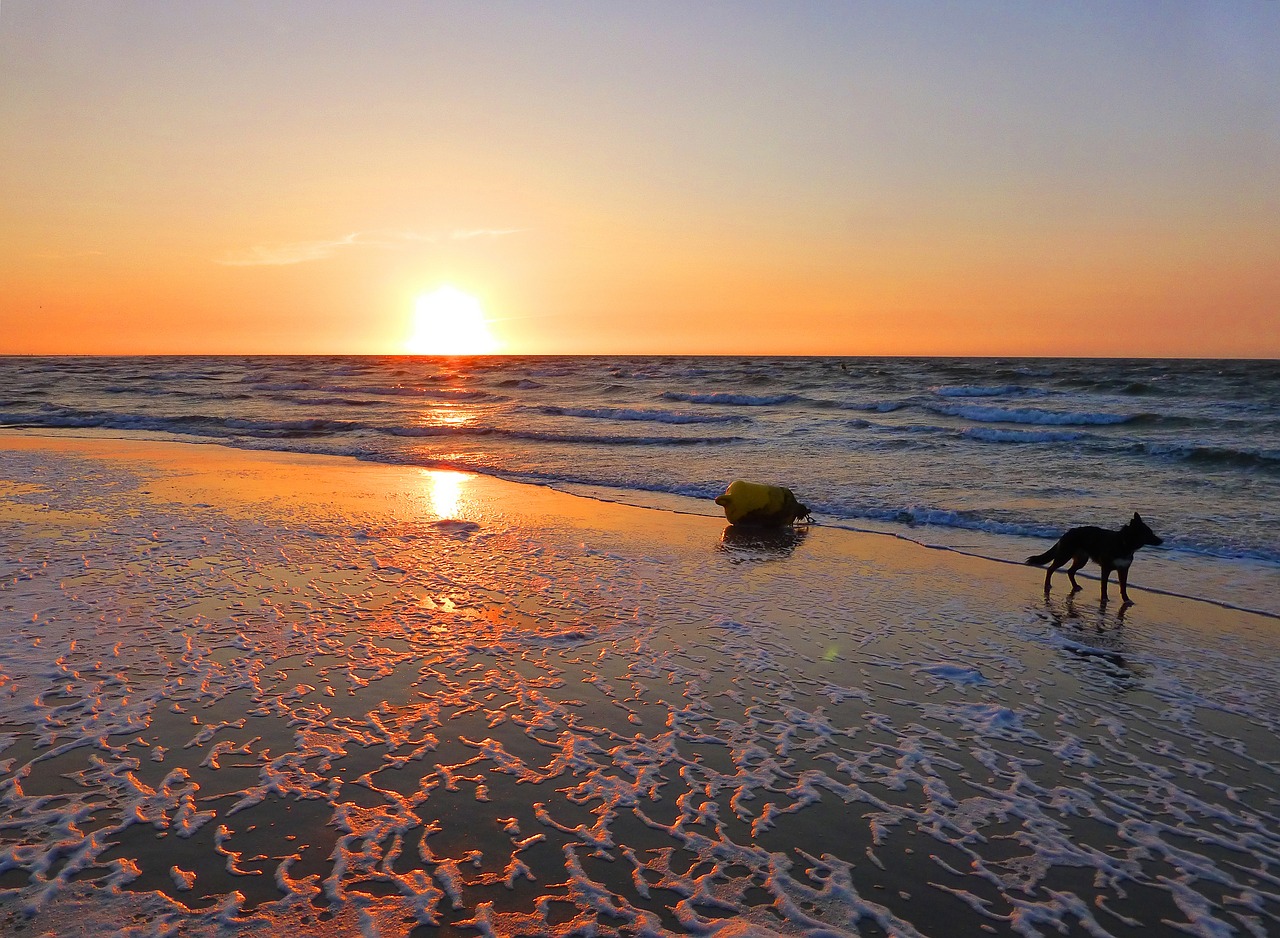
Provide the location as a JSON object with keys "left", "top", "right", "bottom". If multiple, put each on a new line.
{"left": 2, "top": 432, "right": 1278, "bottom": 936}
{"left": 6, "top": 427, "right": 1276, "bottom": 620}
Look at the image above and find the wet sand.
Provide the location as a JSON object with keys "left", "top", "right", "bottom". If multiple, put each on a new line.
{"left": 1, "top": 433, "right": 1277, "bottom": 937}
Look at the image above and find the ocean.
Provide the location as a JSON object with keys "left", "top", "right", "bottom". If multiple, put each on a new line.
{"left": 2, "top": 355, "right": 1276, "bottom": 614}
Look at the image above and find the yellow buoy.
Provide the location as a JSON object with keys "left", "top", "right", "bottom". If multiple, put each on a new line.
{"left": 714, "top": 480, "right": 811, "bottom": 527}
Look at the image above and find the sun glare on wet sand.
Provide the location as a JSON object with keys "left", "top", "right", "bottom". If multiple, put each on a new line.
{"left": 422, "top": 468, "right": 463, "bottom": 519}
{"left": 405, "top": 286, "right": 499, "bottom": 356}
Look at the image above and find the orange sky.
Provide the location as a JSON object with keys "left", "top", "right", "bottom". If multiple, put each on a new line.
{"left": 2, "top": 3, "right": 1278, "bottom": 357}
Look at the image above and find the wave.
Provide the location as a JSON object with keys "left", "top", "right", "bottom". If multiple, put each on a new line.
{"left": 527, "top": 474, "right": 1280, "bottom": 566}
{"left": 820, "top": 505, "right": 1061, "bottom": 540}
{"left": 801, "top": 504, "right": 1280, "bottom": 565}
{"left": 253, "top": 438, "right": 1280, "bottom": 567}
{"left": 0, "top": 408, "right": 744, "bottom": 448}
{"left": 387, "top": 425, "right": 743, "bottom": 446}
{"left": 1158, "top": 538, "right": 1280, "bottom": 565}
{"left": 1056, "top": 375, "right": 1169, "bottom": 396}
{"left": 844, "top": 418, "right": 1079, "bottom": 443}
{"left": 102, "top": 385, "right": 203, "bottom": 397}
{"left": 495, "top": 378, "right": 545, "bottom": 390}
{"left": 6, "top": 355, "right": 1277, "bottom": 592}
{"left": 661, "top": 391, "right": 797, "bottom": 406}
{"left": 274, "top": 395, "right": 386, "bottom": 408}
{"left": 849, "top": 400, "right": 911, "bottom": 413}
{"left": 334, "top": 384, "right": 493, "bottom": 401}
{"left": 842, "top": 418, "right": 968, "bottom": 437}
{"left": 247, "top": 381, "right": 491, "bottom": 401}
{"left": 0, "top": 409, "right": 365, "bottom": 439}
{"left": 102, "top": 369, "right": 230, "bottom": 383}
{"left": 1140, "top": 441, "right": 1280, "bottom": 472}
{"left": 238, "top": 382, "right": 316, "bottom": 392}
{"left": 963, "top": 427, "right": 1087, "bottom": 444}
{"left": 537, "top": 405, "right": 744, "bottom": 425}
{"left": 931, "top": 384, "right": 1035, "bottom": 398}
{"left": 798, "top": 396, "right": 913, "bottom": 412}
{"left": 927, "top": 403, "right": 1140, "bottom": 426}
{"left": 240, "top": 367, "right": 439, "bottom": 384}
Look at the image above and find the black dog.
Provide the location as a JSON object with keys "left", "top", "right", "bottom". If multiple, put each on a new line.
{"left": 1026, "top": 513, "right": 1163, "bottom": 604}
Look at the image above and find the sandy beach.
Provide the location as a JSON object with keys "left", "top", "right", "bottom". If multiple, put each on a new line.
{"left": 1, "top": 433, "right": 1277, "bottom": 937}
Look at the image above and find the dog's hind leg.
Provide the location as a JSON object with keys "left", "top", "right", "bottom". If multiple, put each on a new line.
{"left": 1043, "top": 555, "right": 1066, "bottom": 594}
{"left": 1066, "top": 554, "right": 1088, "bottom": 592}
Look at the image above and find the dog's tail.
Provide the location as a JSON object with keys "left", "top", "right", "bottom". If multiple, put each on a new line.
{"left": 1025, "top": 549, "right": 1055, "bottom": 566}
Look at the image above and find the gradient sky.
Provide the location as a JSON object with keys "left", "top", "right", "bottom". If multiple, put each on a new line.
{"left": 2, "top": 1, "right": 1278, "bottom": 356}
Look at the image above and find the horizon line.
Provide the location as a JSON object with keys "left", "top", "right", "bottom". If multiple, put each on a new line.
{"left": 1, "top": 352, "right": 1274, "bottom": 362}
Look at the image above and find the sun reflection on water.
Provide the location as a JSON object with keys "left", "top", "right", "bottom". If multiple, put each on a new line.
{"left": 425, "top": 406, "right": 475, "bottom": 428}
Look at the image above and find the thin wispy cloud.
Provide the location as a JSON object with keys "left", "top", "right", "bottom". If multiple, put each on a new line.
{"left": 216, "top": 228, "right": 523, "bottom": 266}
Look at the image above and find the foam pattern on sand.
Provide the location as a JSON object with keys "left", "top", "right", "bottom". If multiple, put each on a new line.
{"left": 1, "top": 449, "right": 1278, "bottom": 937}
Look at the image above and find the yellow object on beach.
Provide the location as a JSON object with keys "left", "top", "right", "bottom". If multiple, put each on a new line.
{"left": 714, "top": 480, "right": 811, "bottom": 527}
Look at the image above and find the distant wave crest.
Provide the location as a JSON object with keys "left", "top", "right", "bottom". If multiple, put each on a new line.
{"left": 963, "top": 427, "right": 1087, "bottom": 444}
{"left": 932, "top": 384, "right": 1034, "bottom": 398}
{"left": 661, "top": 391, "right": 797, "bottom": 406}
{"left": 388, "top": 424, "right": 742, "bottom": 446}
{"left": 496, "top": 378, "right": 545, "bottom": 389}
{"left": 1141, "top": 441, "right": 1280, "bottom": 472}
{"left": 928, "top": 403, "right": 1139, "bottom": 426}
{"left": 0, "top": 409, "right": 362, "bottom": 439}
{"left": 251, "top": 381, "right": 492, "bottom": 401}
{"left": 539, "top": 405, "right": 744, "bottom": 425}
{"left": 0, "top": 408, "right": 744, "bottom": 449}
{"left": 849, "top": 400, "right": 910, "bottom": 413}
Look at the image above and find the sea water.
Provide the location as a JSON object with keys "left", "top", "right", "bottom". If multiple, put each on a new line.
{"left": 2, "top": 355, "right": 1276, "bottom": 613}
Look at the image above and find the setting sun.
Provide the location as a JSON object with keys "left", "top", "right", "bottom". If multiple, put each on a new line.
{"left": 405, "top": 287, "right": 498, "bottom": 356}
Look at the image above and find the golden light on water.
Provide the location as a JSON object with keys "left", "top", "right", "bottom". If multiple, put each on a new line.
{"left": 425, "top": 408, "right": 475, "bottom": 428}
{"left": 405, "top": 287, "right": 498, "bottom": 356}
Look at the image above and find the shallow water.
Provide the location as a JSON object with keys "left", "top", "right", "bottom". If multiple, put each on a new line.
{"left": 1, "top": 355, "right": 1277, "bottom": 614}
{"left": 1, "top": 444, "right": 1277, "bottom": 936}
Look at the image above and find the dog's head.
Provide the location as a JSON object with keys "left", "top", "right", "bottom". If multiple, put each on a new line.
{"left": 1128, "top": 512, "right": 1163, "bottom": 547}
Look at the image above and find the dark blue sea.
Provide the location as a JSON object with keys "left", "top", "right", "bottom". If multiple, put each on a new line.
{"left": 2, "top": 356, "right": 1276, "bottom": 614}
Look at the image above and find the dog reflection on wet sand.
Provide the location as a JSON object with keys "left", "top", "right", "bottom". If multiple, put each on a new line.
{"left": 1040, "top": 592, "right": 1140, "bottom": 690}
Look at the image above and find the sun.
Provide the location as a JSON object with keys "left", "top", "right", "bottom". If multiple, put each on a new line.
{"left": 405, "top": 286, "right": 498, "bottom": 355}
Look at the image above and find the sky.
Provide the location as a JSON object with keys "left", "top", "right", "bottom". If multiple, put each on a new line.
{"left": 2, "top": 1, "right": 1278, "bottom": 357}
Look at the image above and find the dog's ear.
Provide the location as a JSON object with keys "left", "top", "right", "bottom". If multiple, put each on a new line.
{"left": 1132, "top": 512, "right": 1142, "bottom": 522}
